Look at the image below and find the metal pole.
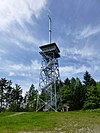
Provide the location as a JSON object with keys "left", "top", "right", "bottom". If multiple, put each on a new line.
{"left": 48, "top": 15, "right": 52, "bottom": 44}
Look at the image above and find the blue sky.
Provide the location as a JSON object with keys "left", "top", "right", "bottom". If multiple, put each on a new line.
{"left": 0, "top": 0, "right": 100, "bottom": 94}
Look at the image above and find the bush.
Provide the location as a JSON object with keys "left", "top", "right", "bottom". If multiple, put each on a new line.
{"left": 8, "top": 103, "right": 21, "bottom": 112}
{"left": 83, "top": 101, "right": 97, "bottom": 110}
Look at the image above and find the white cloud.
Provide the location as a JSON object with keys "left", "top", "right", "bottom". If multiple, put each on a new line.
{"left": 60, "top": 65, "right": 91, "bottom": 80}
{"left": 0, "top": 59, "right": 41, "bottom": 92}
{"left": 0, "top": 0, "right": 47, "bottom": 93}
{"left": 60, "top": 46, "right": 95, "bottom": 58}
{"left": 0, "top": 0, "right": 48, "bottom": 55}
{"left": 31, "top": 60, "right": 41, "bottom": 70}
{"left": 60, "top": 45, "right": 100, "bottom": 79}
{"left": 9, "top": 27, "right": 41, "bottom": 50}
{"left": 0, "top": 59, "right": 41, "bottom": 77}
{"left": 0, "top": 49, "right": 6, "bottom": 54}
{"left": 60, "top": 66, "right": 73, "bottom": 74}
{"left": 76, "top": 25, "right": 100, "bottom": 39}
{"left": 9, "top": 72, "right": 15, "bottom": 76}
{"left": 0, "top": 0, "right": 47, "bottom": 31}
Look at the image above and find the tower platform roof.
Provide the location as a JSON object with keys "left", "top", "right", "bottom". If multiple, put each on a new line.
{"left": 39, "top": 43, "right": 60, "bottom": 58}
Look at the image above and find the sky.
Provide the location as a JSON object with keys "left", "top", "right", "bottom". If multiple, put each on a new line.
{"left": 0, "top": 0, "right": 100, "bottom": 94}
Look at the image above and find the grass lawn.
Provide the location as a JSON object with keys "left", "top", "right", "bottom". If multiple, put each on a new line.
{"left": 0, "top": 109, "right": 100, "bottom": 133}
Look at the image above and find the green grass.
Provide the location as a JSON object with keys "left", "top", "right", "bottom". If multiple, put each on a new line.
{"left": 0, "top": 110, "right": 100, "bottom": 133}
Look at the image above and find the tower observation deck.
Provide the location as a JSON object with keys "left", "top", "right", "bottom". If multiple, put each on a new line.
{"left": 36, "top": 43, "right": 60, "bottom": 112}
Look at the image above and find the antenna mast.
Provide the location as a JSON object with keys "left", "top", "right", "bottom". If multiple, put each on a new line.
{"left": 48, "top": 15, "right": 52, "bottom": 44}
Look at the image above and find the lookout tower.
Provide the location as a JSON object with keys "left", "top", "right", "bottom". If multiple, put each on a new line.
{"left": 36, "top": 16, "right": 60, "bottom": 112}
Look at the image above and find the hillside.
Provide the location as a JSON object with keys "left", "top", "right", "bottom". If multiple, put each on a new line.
{"left": 0, "top": 110, "right": 100, "bottom": 133}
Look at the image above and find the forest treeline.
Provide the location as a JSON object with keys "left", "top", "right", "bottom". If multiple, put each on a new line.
{"left": 0, "top": 71, "right": 100, "bottom": 112}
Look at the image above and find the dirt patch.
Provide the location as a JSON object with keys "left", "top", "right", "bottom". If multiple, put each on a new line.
{"left": 6, "top": 112, "right": 26, "bottom": 117}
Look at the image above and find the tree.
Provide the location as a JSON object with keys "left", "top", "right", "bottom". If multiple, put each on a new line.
{"left": 25, "top": 84, "right": 37, "bottom": 111}
{"left": 59, "top": 80, "right": 64, "bottom": 87}
{"left": 0, "top": 78, "right": 10, "bottom": 109}
{"left": 83, "top": 71, "right": 96, "bottom": 87}
{"left": 96, "top": 82, "right": 100, "bottom": 92}
{"left": 5, "top": 80, "right": 13, "bottom": 108}
{"left": 60, "top": 77, "right": 85, "bottom": 110}
{"left": 83, "top": 71, "right": 100, "bottom": 109}
{"left": 12, "top": 84, "right": 23, "bottom": 104}
{"left": 9, "top": 84, "right": 23, "bottom": 111}
{"left": 83, "top": 86, "right": 100, "bottom": 109}
{"left": 60, "top": 84, "right": 70, "bottom": 104}
{"left": 69, "top": 77, "right": 85, "bottom": 110}
{"left": 64, "top": 78, "right": 70, "bottom": 85}
{"left": 72, "top": 77, "right": 85, "bottom": 110}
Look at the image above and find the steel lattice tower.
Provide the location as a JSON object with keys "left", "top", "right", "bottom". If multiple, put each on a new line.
{"left": 36, "top": 43, "right": 60, "bottom": 112}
